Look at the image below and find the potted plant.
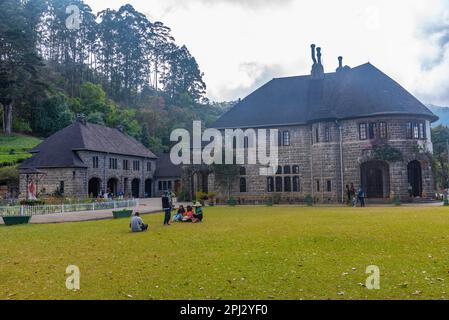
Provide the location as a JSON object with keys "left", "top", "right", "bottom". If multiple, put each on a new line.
{"left": 207, "top": 192, "right": 217, "bottom": 206}
{"left": 2, "top": 215, "right": 32, "bottom": 226}
{"left": 112, "top": 209, "right": 133, "bottom": 219}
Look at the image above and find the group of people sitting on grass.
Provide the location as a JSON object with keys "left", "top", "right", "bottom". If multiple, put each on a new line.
{"left": 130, "top": 196, "right": 204, "bottom": 232}
{"left": 171, "top": 203, "right": 204, "bottom": 224}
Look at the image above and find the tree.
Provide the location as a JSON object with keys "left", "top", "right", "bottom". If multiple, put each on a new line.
{"left": 211, "top": 163, "right": 240, "bottom": 200}
{"left": 431, "top": 125, "right": 449, "bottom": 189}
{"left": 0, "top": 0, "right": 45, "bottom": 135}
{"left": 161, "top": 45, "right": 206, "bottom": 103}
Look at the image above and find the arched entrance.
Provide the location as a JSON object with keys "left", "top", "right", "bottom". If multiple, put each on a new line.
{"left": 145, "top": 179, "right": 152, "bottom": 198}
{"left": 88, "top": 177, "right": 101, "bottom": 198}
{"left": 408, "top": 160, "right": 422, "bottom": 197}
{"left": 131, "top": 178, "right": 140, "bottom": 198}
{"left": 360, "top": 161, "right": 390, "bottom": 198}
{"left": 107, "top": 178, "right": 119, "bottom": 197}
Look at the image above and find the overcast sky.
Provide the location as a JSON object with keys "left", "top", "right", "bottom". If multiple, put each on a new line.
{"left": 86, "top": 0, "right": 449, "bottom": 105}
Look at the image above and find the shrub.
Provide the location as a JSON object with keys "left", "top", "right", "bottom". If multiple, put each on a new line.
{"left": 228, "top": 198, "right": 237, "bottom": 206}
{"left": 265, "top": 198, "right": 273, "bottom": 206}
{"left": 195, "top": 191, "right": 208, "bottom": 201}
{"left": 393, "top": 195, "right": 402, "bottom": 206}
{"left": 178, "top": 188, "right": 190, "bottom": 202}
{"left": 272, "top": 193, "right": 281, "bottom": 204}
{"left": 305, "top": 195, "right": 313, "bottom": 207}
{"left": 19, "top": 199, "right": 46, "bottom": 206}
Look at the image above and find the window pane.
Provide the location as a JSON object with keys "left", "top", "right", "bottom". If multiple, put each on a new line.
{"left": 359, "top": 124, "right": 367, "bottom": 140}
{"left": 379, "top": 122, "right": 387, "bottom": 139}
{"left": 413, "top": 123, "right": 419, "bottom": 139}
{"left": 240, "top": 178, "right": 247, "bottom": 193}
{"left": 325, "top": 127, "right": 330, "bottom": 142}
{"left": 283, "top": 166, "right": 291, "bottom": 174}
{"left": 284, "top": 177, "right": 291, "bottom": 192}
{"left": 406, "top": 122, "right": 413, "bottom": 139}
{"left": 239, "top": 167, "right": 246, "bottom": 176}
{"left": 419, "top": 123, "right": 425, "bottom": 139}
{"left": 276, "top": 166, "right": 282, "bottom": 175}
{"left": 275, "top": 177, "right": 283, "bottom": 192}
{"left": 293, "top": 165, "right": 299, "bottom": 174}
{"left": 283, "top": 131, "right": 290, "bottom": 146}
{"left": 368, "top": 123, "right": 377, "bottom": 139}
{"left": 326, "top": 180, "right": 332, "bottom": 192}
{"left": 267, "top": 177, "right": 274, "bottom": 192}
{"left": 293, "top": 176, "right": 300, "bottom": 192}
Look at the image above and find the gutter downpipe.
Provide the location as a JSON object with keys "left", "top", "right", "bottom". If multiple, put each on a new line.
{"left": 336, "top": 120, "right": 344, "bottom": 204}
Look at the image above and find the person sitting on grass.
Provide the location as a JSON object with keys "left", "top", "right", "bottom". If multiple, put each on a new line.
{"left": 172, "top": 205, "right": 185, "bottom": 222}
{"left": 192, "top": 202, "right": 204, "bottom": 223}
{"left": 182, "top": 205, "right": 194, "bottom": 222}
{"left": 130, "top": 212, "right": 148, "bottom": 232}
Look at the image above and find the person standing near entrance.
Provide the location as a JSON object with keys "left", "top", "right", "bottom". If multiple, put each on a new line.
{"left": 358, "top": 185, "right": 366, "bottom": 207}
{"left": 408, "top": 183, "right": 413, "bottom": 198}
{"left": 162, "top": 192, "right": 172, "bottom": 226}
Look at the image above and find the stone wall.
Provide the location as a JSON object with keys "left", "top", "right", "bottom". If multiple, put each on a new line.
{"left": 19, "top": 151, "right": 157, "bottom": 199}
{"left": 192, "top": 115, "right": 435, "bottom": 204}
{"left": 78, "top": 151, "right": 156, "bottom": 198}
{"left": 19, "top": 168, "right": 86, "bottom": 199}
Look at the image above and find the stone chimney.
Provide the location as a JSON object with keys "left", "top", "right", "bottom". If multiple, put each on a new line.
{"left": 310, "top": 44, "right": 324, "bottom": 79}
{"left": 336, "top": 56, "right": 351, "bottom": 73}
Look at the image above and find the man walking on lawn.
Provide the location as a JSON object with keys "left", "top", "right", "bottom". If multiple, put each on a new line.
{"left": 162, "top": 192, "right": 172, "bottom": 226}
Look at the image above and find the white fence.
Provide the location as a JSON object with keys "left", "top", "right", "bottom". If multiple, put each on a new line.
{"left": 0, "top": 199, "right": 139, "bottom": 217}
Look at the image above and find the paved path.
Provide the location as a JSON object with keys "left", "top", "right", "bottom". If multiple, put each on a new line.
{"left": 0, "top": 199, "right": 444, "bottom": 225}
{"left": 0, "top": 199, "right": 190, "bottom": 225}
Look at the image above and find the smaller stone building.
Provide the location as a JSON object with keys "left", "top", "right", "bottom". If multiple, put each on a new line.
{"left": 19, "top": 119, "right": 157, "bottom": 199}
{"left": 154, "top": 153, "right": 182, "bottom": 197}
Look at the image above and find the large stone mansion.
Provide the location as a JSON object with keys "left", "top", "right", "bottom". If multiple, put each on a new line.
{"left": 20, "top": 45, "right": 439, "bottom": 204}
{"left": 185, "top": 45, "right": 438, "bottom": 203}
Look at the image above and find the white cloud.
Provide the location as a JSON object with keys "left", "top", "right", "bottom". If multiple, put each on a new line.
{"left": 86, "top": 0, "right": 449, "bottom": 105}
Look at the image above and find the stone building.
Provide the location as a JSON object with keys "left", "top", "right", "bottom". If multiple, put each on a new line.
{"left": 19, "top": 120, "right": 158, "bottom": 199}
{"left": 194, "top": 45, "right": 438, "bottom": 203}
{"left": 154, "top": 153, "right": 182, "bottom": 197}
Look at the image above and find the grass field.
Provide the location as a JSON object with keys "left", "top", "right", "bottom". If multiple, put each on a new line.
{"left": 0, "top": 134, "right": 42, "bottom": 166}
{"left": 1, "top": 206, "right": 449, "bottom": 300}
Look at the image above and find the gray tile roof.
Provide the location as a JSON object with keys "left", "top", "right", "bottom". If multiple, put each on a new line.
{"left": 20, "top": 121, "right": 156, "bottom": 170}
{"left": 154, "top": 153, "right": 182, "bottom": 179}
{"left": 212, "top": 63, "right": 438, "bottom": 129}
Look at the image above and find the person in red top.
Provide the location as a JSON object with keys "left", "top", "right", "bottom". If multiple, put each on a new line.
{"left": 183, "top": 205, "right": 194, "bottom": 222}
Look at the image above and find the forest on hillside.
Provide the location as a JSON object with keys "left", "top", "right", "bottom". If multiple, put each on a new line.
{"left": 0, "top": 0, "right": 233, "bottom": 152}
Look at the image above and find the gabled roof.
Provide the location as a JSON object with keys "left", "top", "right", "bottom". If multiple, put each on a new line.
{"left": 212, "top": 63, "right": 438, "bottom": 129}
{"left": 154, "top": 153, "right": 182, "bottom": 179}
{"left": 20, "top": 121, "right": 156, "bottom": 170}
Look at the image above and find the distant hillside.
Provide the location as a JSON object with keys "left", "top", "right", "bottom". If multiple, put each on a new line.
{"left": 0, "top": 135, "right": 42, "bottom": 167}
{"left": 428, "top": 105, "right": 449, "bottom": 127}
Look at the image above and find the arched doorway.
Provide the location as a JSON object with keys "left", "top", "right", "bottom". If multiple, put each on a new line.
{"left": 107, "top": 178, "right": 118, "bottom": 197}
{"left": 145, "top": 179, "right": 152, "bottom": 198}
{"left": 131, "top": 178, "right": 140, "bottom": 198}
{"left": 408, "top": 160, "right": 422, "bottom": 197}
{"left": 360, "top": 161, "right": 390, "bottom": 198}
{"left": 88, "top": 178, "right": 101, "bottom": 198}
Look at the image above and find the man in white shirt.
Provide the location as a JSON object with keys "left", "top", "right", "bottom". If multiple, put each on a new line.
{"left": 130, "top": 212, "right": 148, "bottom": 232}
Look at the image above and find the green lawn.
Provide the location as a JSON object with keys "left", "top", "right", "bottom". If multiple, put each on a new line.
{"left": 1, "top": 206, "right": 449, "bottom": 300}
{"left": 0, "top": 134, "right": 42, "bottom": 166}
